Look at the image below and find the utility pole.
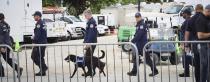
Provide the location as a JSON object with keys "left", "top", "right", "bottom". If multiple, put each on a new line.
{"left": 61, "top": 0, "right": 63, "bottom": 7}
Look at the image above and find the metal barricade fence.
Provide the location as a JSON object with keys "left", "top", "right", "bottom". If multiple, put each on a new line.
{"left": 0, "top": 45, "right": 19, "bottom": 82}
{"left": 143, "top": 41, "right": 210, "bottom": 82}
{"left": 9, "top": 43, "right": 142, "bottom": 82}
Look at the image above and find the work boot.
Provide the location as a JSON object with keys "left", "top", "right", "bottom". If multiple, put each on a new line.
{"left": 127, "top": 71, "right": 137, "bottom": 76}
{"left": 35, "top": 67, "right": 48, "bottom": 76}
{"left": 0, "top": 72, "right": 4, "bottom": 77}
{"left": 17, "top": 67, "right": 23, "bottom": 77}
{"left": 179, "top": 73, "right": 190, "bottom": 77}
{"left": 35, "top": 72, "right": 46, "bottom": 76}
{"left": 149, "top": 70, "right": 159, "bottom": 76}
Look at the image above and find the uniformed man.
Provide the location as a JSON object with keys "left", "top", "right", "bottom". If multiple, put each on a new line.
{"left": 0, "top": 13, "right": 23, "bottom": 77}
{"left": 196, "top": 5, "right": 210, "bottom": 82}
{"left": 31, "top": 11, "right": 48, "bottom": 76}
{"left": 179, "top": 9, "right": 193, "bottom": 77}
{"left": 127, "top": 12, "right": 159, "bottom": 76}
{"left": 83, "top": 10, "right": 97, "bottom": 76}
{"left": 184, "top": 4, "right": 203, "bottom": 81}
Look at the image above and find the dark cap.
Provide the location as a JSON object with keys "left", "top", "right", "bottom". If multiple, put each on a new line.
{"left": 182, "top": 9, "right": 191, "bottom": 15}
{"left": 205, "top": 4, "right": 210, "bottom": 10}
{"left": 135, "top": 12, "right": 141, "bottom": 17}
{"left": 0, "top": 13, "right": 5, "bottom": 20}
{"left": 33, "top": 11, "right": 42, "bottom": 17}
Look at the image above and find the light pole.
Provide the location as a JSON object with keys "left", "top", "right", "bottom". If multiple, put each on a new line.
{"left": 138, "top": 0, "right": 140, "bottom": 12}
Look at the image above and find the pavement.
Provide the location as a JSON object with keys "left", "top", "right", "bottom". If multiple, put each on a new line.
{"left": 0, "top": 35, "right": 195, "bottom": 82}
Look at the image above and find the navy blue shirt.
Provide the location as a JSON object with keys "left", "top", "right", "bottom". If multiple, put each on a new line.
{"left": 33, "top": 19, "right": 47, "bottom": 44}
{"left": 186, "top": 12, "right": 202, "bottom": 40}
{"left": 84, "top": 17, "right": 97, "bottom": 43}
{"left": 131, "top": 20, "right": 148, "bottom": 52}
{"left": 0, "top": 21, "right": 12, "bottom": 46}
{"left": 180, "top": 18, "right": 190, "bottom": 41}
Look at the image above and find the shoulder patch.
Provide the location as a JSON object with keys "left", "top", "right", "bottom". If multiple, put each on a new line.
{"left": 140, "top": 25, "right": 144, "bottom": 29}
{"left": 43, "top": 24, "right": 47, "bottom": 30}
{"left": 36, "top": 24, "right": 40, "bottom": 28}
{"left": 90, "top": 24, "right": 94, "bottom": 28}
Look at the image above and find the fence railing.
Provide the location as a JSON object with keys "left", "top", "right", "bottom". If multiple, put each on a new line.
{"left": 5, "top": 42, "right": 139, "bottom": 82}
{"left": 143, "top": 41, "right": 210, "bottom": 82}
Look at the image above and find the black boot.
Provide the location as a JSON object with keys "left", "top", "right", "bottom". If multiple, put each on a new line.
{"left": 179, "top": 73, "right": 190, "bottom": 77}
{"left": 149, "top": 70, "right": 159, "bottom": 76}
{"left": 35, "top": 67, "right": 48, "bottom": 76}
{"left": 17, "top": 67, "right": 23, "bottom": 77}
{"left": 0, "top": 71, "right": 4, "bottom": 77}
{"left": 127, "top": 71, "right": 137, "bottom": 76}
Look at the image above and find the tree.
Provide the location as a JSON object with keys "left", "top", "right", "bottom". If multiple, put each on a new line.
{"left": 42, "top": 0, "right": 162, "bottom": 16}
{"left": 63, "top": 0, "right": 117, "bottom": 16}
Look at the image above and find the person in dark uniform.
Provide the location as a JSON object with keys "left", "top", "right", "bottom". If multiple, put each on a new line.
{"left": 184, "top": 4, "right": 203, "bottom": 80}
{"left": 31, "top": 11, "right": 48, "bottom": 76}
{"left": 178, "top": 9, "right": 193, "bottom": 77}
{"left": 83, "top": 10, "right": 97, "bottom": 76}
{"left": 0, "top": 13, "right": 23, "bottom": 77}
{"left": 127, "top": 12, "right": 159, "bottom": 76}
{"left": 196, "top": 5, "right": 210, "bottom": 82}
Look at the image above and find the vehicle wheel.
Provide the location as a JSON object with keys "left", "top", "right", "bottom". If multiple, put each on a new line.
{"left": 81, "top": 31, "right": 85, "bottom": 38}
{"left": 150, "top": 53, "right": 160, "bottom": 65}
{"left": 23, "top": 36, "right": 32, "bottom": 44}
{"left": 161, "top": 56, "right": 168, "bottom": 61}
{"left": 61, "top": 36, "right": 69, "bottom": 41}
{"left": 97, "top": 31, "right": 101, "bottom": 37}
{"left": 122, "top": 44, "right": 132, "bottom": 52}
{"left": 47, "top": 38, "right": 58, "bottom": 43}
{"left": 67, "top": 32, "right": 72, "bottom": 40}
{"left": 170, "top": 52, "right": 180, "bottom": 65}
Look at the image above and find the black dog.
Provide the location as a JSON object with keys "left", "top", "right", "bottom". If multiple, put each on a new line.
{"left": 65, "top": 50, "right": 106, "bottom": 78}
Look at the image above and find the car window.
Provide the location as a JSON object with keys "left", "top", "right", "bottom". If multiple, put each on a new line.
{"left": 60, "top": 17, "right": 73, "bottom": 24}
{"left": 43, "top": 18, "right": 54, "bottom": 22}
{"left": 69, "top": 17, "right": 82, "bottom": 22}
{"left": 164, "top": 5, "right": 184, "bottom": 14}
{"left": 182, "top": 6, "right": 194, "bottom": 12}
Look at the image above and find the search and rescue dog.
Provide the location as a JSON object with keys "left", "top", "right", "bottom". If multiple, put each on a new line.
{"left": 64, "top": 50, "right": 106, "bottom": 78}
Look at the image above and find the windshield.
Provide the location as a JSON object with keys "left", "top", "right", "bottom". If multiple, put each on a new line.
{"left": 164, "top": 5, "right": 184, "bottom": 14}
{"left": 69, "top": 17, "right": 82, "bottom": 22}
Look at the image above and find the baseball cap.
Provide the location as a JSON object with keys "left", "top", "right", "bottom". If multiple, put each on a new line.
{"left": 33, "top": 11, "right": 42, "bottom": 17}
{"left": 135, "top": 12, "right": 141, "bottom": 17}
{"left": 205, "top": 4, "right": 210, "bottom": 10}
{"left": 182, "top": 9, "right": 191, "bottom": 15}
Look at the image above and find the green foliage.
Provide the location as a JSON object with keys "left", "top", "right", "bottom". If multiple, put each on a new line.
{"left": 43, "top": 0, "right": 162, "bottom": 16}
{"left": 121, "top": 0, "right": 138, "bottom": 5}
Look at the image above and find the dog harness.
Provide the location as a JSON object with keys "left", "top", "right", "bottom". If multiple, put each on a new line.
{"left": 76, "top": 56, "right": 85, "bottom": 65}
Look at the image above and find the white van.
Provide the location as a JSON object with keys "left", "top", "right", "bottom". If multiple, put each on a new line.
{"left": 159, "top": 3, "right": 195, "bottom": 28}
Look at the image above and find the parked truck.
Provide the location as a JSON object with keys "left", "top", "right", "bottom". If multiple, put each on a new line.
{"left": 0, "top": 0, "right": 42, "bottom": 42}
{"left": 0, "top": 0, "right": 70, "bottom": 42}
